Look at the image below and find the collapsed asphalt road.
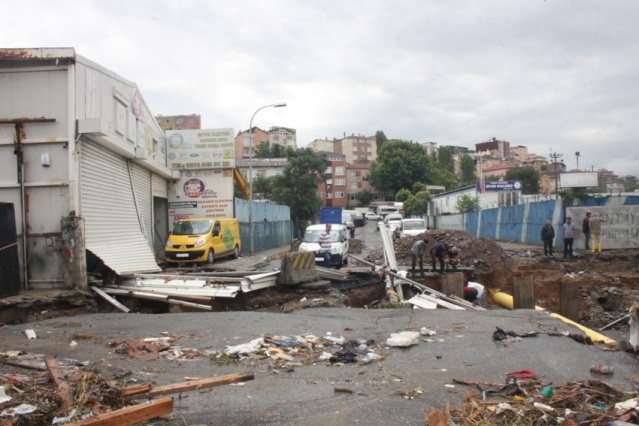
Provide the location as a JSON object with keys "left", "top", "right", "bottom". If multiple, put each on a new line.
{"left": 0, "top": 307, "right": 636, "bottom": 425}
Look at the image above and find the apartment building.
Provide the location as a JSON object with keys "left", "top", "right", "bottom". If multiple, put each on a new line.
{"left": 234, "top": 127, "right": 270, "bottom": 159}
{"left": 318, "top": 153, "right": 347, "bottom": 208}
{"left": 269, "top": 126, "right": 297, "bottom": 149}
{"left": 155, "top": 114, "right": 201, "bottom": 131}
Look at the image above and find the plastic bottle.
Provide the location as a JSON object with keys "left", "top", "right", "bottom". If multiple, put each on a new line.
{"left": 534, "top": 386, "right": 553, "bottom": 402}
{"left": 590, "top": 364, "right": 614, "bottom": 375}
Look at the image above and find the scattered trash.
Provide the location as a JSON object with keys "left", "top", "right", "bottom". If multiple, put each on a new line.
{"left": 420, "top": 327, "right": 437, "bottom": 336}
{"left": 69, "top": 340, "right": 77, "bottom": 347}
{"left": 591, "top": 363, "right": 615, "bottom": 375}
{"left": 224, "top": 337, "right": 264, "bottom": 355}
{"left": 52, "top": 408, "right": 77, "bottom": 424}
{"left": 506, "top": 369, "right": 537, "bottom": 379}
{"left": 1, "top": 403, "right": 37, "bottom": 417}
{"left": 492, "top": 327, "right": 539, "bottom": 341}
{"left": 23, "top": 330, "right": 36, "bottom": 340}
{"left": 387, "top": 331, "right": 420, "bottom": 347}
{"left": 0, "top": 387, "right": 11, "bottom": 404}
{"left": 533, "top": 401, "right": 555, "bottom": 412}
{"left": 360, "top": 352, "right": 381, "bottom": 364}
{"left": 334, "top": 386, "right": 353, "bottom": 393}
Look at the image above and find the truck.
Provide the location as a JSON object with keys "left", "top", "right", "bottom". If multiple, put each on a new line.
{"left": 320, "top": 207, "right": 354, "bottom": 230}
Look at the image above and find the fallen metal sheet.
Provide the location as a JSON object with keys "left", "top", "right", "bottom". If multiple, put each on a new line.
{"left": 407, "top": 294, "right": 437, "bottom": 310}
{"left": 240, "top": 271, "right": 281, "bottom": 291}
{"left": 315, "top": 266, "right": 349, "bottom": 281}
{"left": 407, "top": 293, "right": 465, "bottom": 310}
{"left": 103, "top": 285, "right": 241, "bottom": 298}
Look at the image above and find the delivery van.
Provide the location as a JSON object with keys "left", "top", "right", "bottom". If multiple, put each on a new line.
{"left": 298, "top": 224, "right": 349, "bottom": 267}
{"left": 400, "top": 218, "right": 427, "bottom": 238}
{"left": 165, "top": 218, "right": 241, "bottom": 264}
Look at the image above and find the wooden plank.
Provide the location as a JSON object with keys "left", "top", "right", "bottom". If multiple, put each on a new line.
{"left": 129, "top": 372, "right": 254, "bottom": 399}
{"left": 91, "top": 286, "right": 130, "bottom": 313}
{"left": 66, "top": 397, "right": 173, "bottom": 426}
{"left": 512, "top": 275, "right": 535, "bottom": 309}
{"left": 44, "top": 355, "right": 71, "bottom": 410}
{"left": 560, "top": 280, "right": 581, "bottom": 322}
{"left": 441, "top": 273, "right": 464, "bottom": 299}
{"left": 3, "top": 359, "right": 46, "bottom": 371}
{"left": 122, "top": 383, "right": 151, "bottom": 397}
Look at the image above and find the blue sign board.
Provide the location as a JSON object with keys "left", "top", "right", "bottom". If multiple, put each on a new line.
{"left": 478, "top": 181, "right": 522, "bottom": 192}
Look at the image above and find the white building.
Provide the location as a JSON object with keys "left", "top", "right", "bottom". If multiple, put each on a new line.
{"left": 430, "top": 182, "right": 523, "bottom": 215}
{"left": 0, "top": 48, "right": 172, "bottom": 289}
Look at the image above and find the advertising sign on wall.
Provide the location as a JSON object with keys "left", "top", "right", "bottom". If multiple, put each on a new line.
{"left": 166, "top": 128, "right": 235, "bottom": 170}
{"left": 567, "top": 206, "right": 639, "bottom": 249}
{"left": 168, "top": 169, "right": 234, "bottom": 225}
{"left": 483, "top": 181, "right": 522, "bottom": 191}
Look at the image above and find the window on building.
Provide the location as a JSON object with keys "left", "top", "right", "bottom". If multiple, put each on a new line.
{"left": 335, "top": 191, "right": 344, "bottom": 198}
{"left": 350, "top": 182, "right": 358, "bottom": 189}
{"left": 349, "top": 194, "right": 357, "bottom": 200}
{"left": 350, "top": 171, "right": 357, "bottom": 177}
{"left": 176, "top": 117, "right": 184, "bottom": 124}
{"left": 335, "top": 178, "right": 345, "bottom": 186}
{"left": 327, "top": 193, "right": 333, "bottom": 199}
{"left": 373, "top": 194, "right": 381, "bottom": 200}
{"left": 335, "top": 166, "right": 345, "bottom": 175}
{"left": 325, "top": 166, "right": 332, "bottom": 174}
{"left": 189, "top": 117, "right": 195, "bottom": 123}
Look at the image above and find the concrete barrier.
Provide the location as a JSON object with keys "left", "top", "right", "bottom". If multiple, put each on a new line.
{"left": 277, "top": 251, "right": 318, "bottom": 285}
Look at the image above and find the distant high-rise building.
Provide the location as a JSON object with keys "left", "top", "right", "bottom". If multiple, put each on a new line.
{"left": 155, "top": 114, "right": 201, "bottom": 131}
{"left": 269, "top": 126, "right": 297, "bottom": 149}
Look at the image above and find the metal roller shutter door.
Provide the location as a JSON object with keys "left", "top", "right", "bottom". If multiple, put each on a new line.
{"left": 151, "top": 173, "right": 168, "bottom": 199}
{"left": 80, "top": 140, "right": 161, "bottom": 274}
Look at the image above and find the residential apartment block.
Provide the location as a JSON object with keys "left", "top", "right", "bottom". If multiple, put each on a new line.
{"left": 155, "top": 114, "right": 201, "bottom": 131}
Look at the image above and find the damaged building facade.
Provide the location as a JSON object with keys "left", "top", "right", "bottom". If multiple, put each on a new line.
{"left": 0, "top": 48, "right": 170, "bottom": 291}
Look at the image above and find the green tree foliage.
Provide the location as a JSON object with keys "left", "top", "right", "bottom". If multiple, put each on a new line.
{"left": 375, "top": 130, "right": 387, "bottom": 152}
{"left": 272, "top": 143, "right": 284, "bottom": 158}
{"left": 430, "top": 167, "right": 458, "bottom": 191}
{"left": 256, "top": 141, "right": 271, "bottom": 159}
{"left": 455, "top": 194, "right": 481, "bottom": 213}
{"left": 437, "top": 146, "right": 455, "bottom": 174}
{"left": 370, "top": 140, "right": 433, "bottom": 196}
{"left": 395, "top": 188, "right": 412, "bottom": 202}
{"left": 270, "top": 148, "right": 327, "bottom": 237}
{"left": 505, "top": 166, "right": 540, "bottom": 194}
{"left": 252, "top": 174, "right": 274, "bottom": 200}
{"left": 460, "top": 154, "right": 476, "bottom": 186}
{"left": 403, "top": 191, "right": 432, "bottom": 216}
{"left": 412, "top": 182, "right": 427, "bottom": 194}
{"left": 621, "top": 175, "right": 638, "bottom": 192}
{"left": 356, "top": 188, "right": 374, "bottom": 206}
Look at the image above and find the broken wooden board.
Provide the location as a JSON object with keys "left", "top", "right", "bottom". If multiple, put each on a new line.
{"left": 127, "top": 372, "right": 254, "bottom": 399}
{"left": 66, "top": 397, "right": 173, "bottom": 426}
{"left": 44, "top": 355, "right": 71, "bottom": 410}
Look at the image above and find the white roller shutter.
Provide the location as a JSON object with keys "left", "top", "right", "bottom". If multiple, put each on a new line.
{"left": 130, "top": 163, "right": 153, "bottom": 247}
{"left": 80, "top": 140, "right": 161, "bottom": 274}
{"left": 151, "top": 173, "right": 168, "bottom": 199}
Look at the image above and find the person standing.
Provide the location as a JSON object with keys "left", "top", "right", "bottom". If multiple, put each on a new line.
{"left": 318, "top": 223, "right": 333, "bottom": 268}
{"left": 589, "top": 213, "right": 609, "bottom": 252}
{"left": 410, "top": 238, "right": 429, "bottom": 277}
{"left": 561, "top": 216, "right": 578, "bottom": 259}
{"left": 430, "top": 242, "right": 449, "bottom": 274}
{"left": 582, "top": 212, "right": 591, "bottom": 250}
{"left": 541, "top": 219, "right": 555, "bottom": 257}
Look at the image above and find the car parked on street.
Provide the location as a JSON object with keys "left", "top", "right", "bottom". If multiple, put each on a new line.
{"left": 365, "top": 212, "right": 380, "bottom": 221}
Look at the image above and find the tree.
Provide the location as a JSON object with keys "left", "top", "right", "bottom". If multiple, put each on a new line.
{"left": 375, "top": 130, "right": 387, "bottom": 152}
{"left": 412, "top": 182, "right": 427, "bottom": 194}
{"left": 437, "top": 146, "right": 455, "bottom": 174}
{"left": 430, "top": 167, "right": 458, "bottom": 191}
{"left": 370, "top": 140, "right": 434, "bottom": 197}
{"left": 271, "top": 143, "right": 284, "bottom": 158}
{"left": 621, "top": 175, "right": 638, "bottom": 192}
{"left": 456, "top": 194, "right": 481, "bottom": 213}
{"left": 505, "top": 166, "right": 540, "bottom": 194}
{"left": 256, "top": 141, "right": 271, "bottom": 159}
{"left": 403, "top": 191, "right": 432, "bottom": 217}
{"left": 395, "top": 188, "right": 412, "bottom": 202}
{"left": 356, "top": 189, "right": 374, "bottom": 207}
{"left": 460, "top": 154, "right": 476, "bottom": 186}
{"left": 252, "top": 174, "right": 274, "bottom": 200}
{"left": 270, "top": 148, "right": 327, "bottom": 237}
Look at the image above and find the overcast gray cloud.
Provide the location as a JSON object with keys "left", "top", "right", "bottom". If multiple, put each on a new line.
{"left": 4, "top": 0, "right": 638, "bottom": 177}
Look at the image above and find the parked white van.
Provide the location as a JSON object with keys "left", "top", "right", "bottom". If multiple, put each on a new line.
{"left": 400, "top": 218, "right": 427, "bottom": 238}
{"left": 298, "top": 224, "right": 349, "bottom": 266}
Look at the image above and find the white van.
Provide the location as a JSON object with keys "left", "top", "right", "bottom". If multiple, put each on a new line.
{"left": 400, "top": 218, "right": 427, "bottom": 238}
{"left": 298, "top": 224, "right": 349, "bottom": 266}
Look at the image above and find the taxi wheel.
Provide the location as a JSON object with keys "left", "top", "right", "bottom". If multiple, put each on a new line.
{"left": 233, "top": 246, "right": 240, "bottom": 259}
{"left": 206, "top": 249, "right": 215, "bottom": 265}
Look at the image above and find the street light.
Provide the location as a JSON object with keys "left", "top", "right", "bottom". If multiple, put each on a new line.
{"left": 248, "top": 102, "right": 287, "bottom": 255}
{"left": 549, "top": 151, "right": 562, "bottom": 199}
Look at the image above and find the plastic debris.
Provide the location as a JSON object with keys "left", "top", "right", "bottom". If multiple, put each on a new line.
{"left": 1, "top": 403, "right": 37, "bottom": 417}
{"left": 224, "top": 337, "right": 264, "bottom": 355}
{"left": 387, "top": 331, "right": 420, "bottom": 347}
{"left": 23, "top": 330, "right": 36, "bottom": 340}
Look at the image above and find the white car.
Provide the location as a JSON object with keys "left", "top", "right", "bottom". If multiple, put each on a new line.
{"left": 400, "top": 218, "right": 427, "bottom": 238}
{"left": 384, "top": 213, "right": 403, "bottom": 230}
{"left": 365, "top": 212, "right": 380, "bottom": 221}
{"left": 298, "top": 224, "right": 349, "bottom": 266}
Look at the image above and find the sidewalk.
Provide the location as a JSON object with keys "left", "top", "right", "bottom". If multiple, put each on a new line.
{"left": 219, "top": 244, "right": 292, "bottom": 271}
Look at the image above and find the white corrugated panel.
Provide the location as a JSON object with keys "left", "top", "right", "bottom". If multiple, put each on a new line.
{"left": 130, "top": 163, "right": 153, "bottom": 248}
{"left": 80, "top": 140, "right": 161, "bottom": 274}
{"left": 151, "top": 173, "right": 168, "bottom": 198}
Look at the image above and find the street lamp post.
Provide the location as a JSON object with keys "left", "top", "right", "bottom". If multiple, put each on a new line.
{"left": 248, "top": 102, "right": 286, "bottom": 255}
{"left": 549, "top": 151, "right": 562, "bottom": 199}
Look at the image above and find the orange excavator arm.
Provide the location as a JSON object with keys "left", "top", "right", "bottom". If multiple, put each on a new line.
{"left": 233, "top": 167, "right": 250, "bottom": 200}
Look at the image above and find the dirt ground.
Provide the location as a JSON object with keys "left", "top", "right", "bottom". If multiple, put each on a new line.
{"left": 382, "top": 230, "right": 639, "bottom": 331}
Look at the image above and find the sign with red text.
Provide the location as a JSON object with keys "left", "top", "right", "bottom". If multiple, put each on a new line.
{"left": 168, "top": 169, "right": 234, "bottom": 225}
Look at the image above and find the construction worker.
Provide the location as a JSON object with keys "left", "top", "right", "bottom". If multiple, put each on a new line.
{"left": 445, "top": 247, "right": 461, "bottom": 270}
{"left": 410, "top": 238, "right": 429, "bottom": 277}
{"left": 589, "top": 213, "right": 609, "bottom": 252}
{"left": 430, "top": 242, "right": 449, "bottom": 274}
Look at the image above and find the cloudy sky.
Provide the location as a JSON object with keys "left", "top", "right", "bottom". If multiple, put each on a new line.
{"left": 5, "top": 0, "right": 638, "bottom": 177}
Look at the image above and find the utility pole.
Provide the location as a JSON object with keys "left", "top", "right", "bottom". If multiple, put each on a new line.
{"left": 549, "top": 152, "right": 562, "bottom": 199}
{"left": 575, "top": 151, "right": 580, "bottom": 171}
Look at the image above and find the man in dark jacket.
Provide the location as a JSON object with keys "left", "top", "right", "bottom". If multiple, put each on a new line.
{"left": 582, "top": 212, "right": 591, "bottom": 250}
{"left": 430, "top": 242, "right": 449, "bottom": 273}
{"left": 541, "top": 219, "right": 555, "bottom": 257}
